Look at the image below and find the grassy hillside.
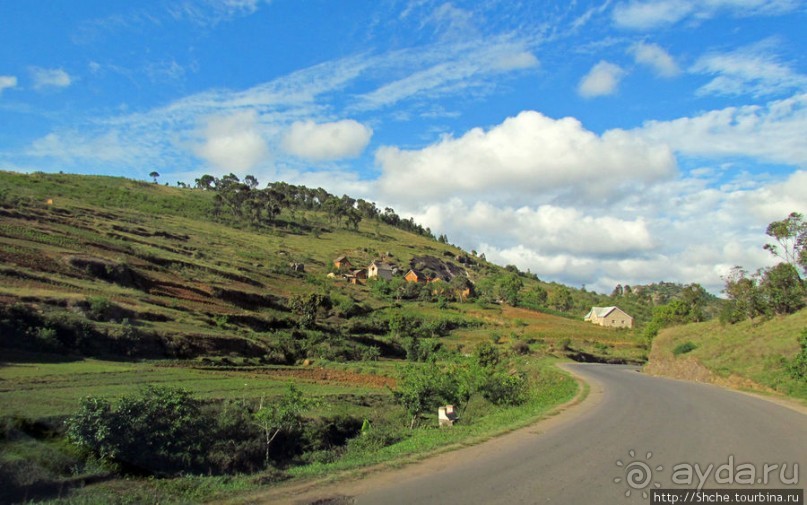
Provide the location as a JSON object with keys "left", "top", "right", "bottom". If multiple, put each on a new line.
{"left": 0, "top": 170, "right": 643, "bottom": 362}
{"left": 0, "top": 171, "right": 646, "bottom": 503}
{"left": 645, "top": 309, "right": 807, "bottom": 400}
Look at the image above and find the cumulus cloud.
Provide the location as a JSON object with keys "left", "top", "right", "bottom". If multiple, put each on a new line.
{"left": 194, "top": 110, "right": 269, "bottom": 172}
{"left": 417, "top": 201, "right": 654, "bottom": 256}
{"left": 30, "top": 67, "right": 72, "bottom": 90}
{"left": 281, "top": 119, "right": 373, "bottom": 161}
{"left": 635, "top": 93, "right": 807, "bottom": 167}
{"left": 612, "top": 0, "right": 800, "bottom": 30}
{"left": 578, "top": 61, "right": 626, "bottom": 97}
{"left": 692, "top": 40, "right": 807, "bottom": 98}
{"left": 0, "top": 75, "right": 17, "bottom": 95}
{"left": 376, "top": 110, "right": 676, "bottom": 205}
{"left": 406, "top": 170, "right": 806, "bottom": 294}
{"left": 630, "top": 42, "right": 680, "bottom": 77}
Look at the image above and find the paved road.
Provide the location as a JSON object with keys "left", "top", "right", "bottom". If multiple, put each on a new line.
{"left": 345, "top": 364, "right": 806, "bottom": 505}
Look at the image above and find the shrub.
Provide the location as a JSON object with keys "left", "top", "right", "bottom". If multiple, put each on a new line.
{"left": 510, "top": 340, "right": 530, "bottom": 356}
{"left": 474, "top": 341, "right": 500, "bottom": 368}
{"left": 393, "top": 364, "right": 459, "bottom": 428}
{"left": 86, "top": 296, "right": 114, "bottom": 321}
{"left": 405, "top": 337, "right": 442, "bottom": 362}
{"left": 672, "top": 341, "right": 698, "bottom": 356}
{"left": 65, "top": 386, "right": 211, "bottom": 475}
{"left": 788, "top": 329, "right": 807, "bottom": 380}
{"left": 361, "top": 345, "right": 381, "bottom": 361}
{"left": 482, "top": 372, "right": 529, "bottom": 406}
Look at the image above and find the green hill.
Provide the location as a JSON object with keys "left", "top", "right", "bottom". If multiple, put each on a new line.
{"left": 0, "top": 170, "right": 644, "bottom": 364}
{"left": 0, "top": 170, "right": 649, "bottom": 504}
{"left": 645, "top": 309, "right": 807, "bottom": 400}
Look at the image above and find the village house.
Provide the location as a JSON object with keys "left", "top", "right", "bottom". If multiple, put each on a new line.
{"left": 404, "top": 269, "right": 429, "bottom": 283}
{"left": 333, "top": 255, "right": 351, "bottom": 270}
{"left": 584, "top": 306, "right": 634, "bottom": 329}
{"left": 344, "top": 269, "right": 367, "bottom": 285}
{"left": 367, "top": 261, "right": 395, "bottom": 280}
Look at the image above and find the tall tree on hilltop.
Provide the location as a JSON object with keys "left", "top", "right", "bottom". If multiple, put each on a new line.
{"left": 764, "top": 212, "right": 807, "bottom": 276}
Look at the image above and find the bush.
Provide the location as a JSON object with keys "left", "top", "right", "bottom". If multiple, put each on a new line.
{"left": 672, "top": 341, "right": 697, "bottom": 356}
{"left": 393, "top": 364, "right": 460, "bottom": 428}
{"left": 66, "top": 386, "right": 211, "bottom": 475}
{"left": 788, "top": 329, "right": 807, "bottom": 380}
{"left": 482, "top": 372, "right": 529, "bottom": 406}
{"left": 474, "top": 341, "right": 500, "bottom": 368}
{"left": 405, "top": 337, "right": 442, "bottom": 362}
{"left": 510, "top": 340, "right": 530, "bottom": 356}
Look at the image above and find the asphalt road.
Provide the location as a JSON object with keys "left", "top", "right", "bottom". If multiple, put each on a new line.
{"left": 343, "top": 364, "right": 807, "bottom": 505}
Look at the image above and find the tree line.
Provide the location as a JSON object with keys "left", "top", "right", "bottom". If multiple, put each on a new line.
{"left": 722, "top": 212, "right": 806, "bottom": 323}
{"left": 192, "top": 173, "right": 435, "bottom": 238}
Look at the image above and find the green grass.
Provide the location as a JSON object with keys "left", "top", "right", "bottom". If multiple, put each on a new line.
{"left": 0, "top": 355, "right": 385, "bottom": 418}
{"left": 27, "top": 358, "right": 578, "bottom": 505}
{"left": 0, "top": 171, "right": 643, "bottom": 503}
{"left": 289, "top": 358, "right": 577, "bottom": 478}
{"left": 648, "top": 308, "right": 807, "bottom": 399}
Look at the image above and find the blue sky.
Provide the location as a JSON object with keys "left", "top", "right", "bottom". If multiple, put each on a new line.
{"left": 1, "top": 0, "right": 805, "bottom": 294}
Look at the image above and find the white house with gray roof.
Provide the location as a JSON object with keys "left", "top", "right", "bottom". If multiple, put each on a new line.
{"left": 584, "top": 306, "right": 634, "bottom": 329}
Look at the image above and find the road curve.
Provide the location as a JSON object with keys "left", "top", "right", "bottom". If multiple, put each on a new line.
{"left": 275, "top": 364, "right": 807, "bottom": 505}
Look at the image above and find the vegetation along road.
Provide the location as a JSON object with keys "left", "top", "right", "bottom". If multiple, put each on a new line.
{"left": 278, "top": 364, "right": 806, "bottom": 505}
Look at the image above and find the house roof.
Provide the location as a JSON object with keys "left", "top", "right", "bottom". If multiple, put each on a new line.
{"left": 369, "top": 261, "right": 394, "bottom": 270}
{"left": 334, "top": 255, "right": 349, "bottom": 263}
{"left": 585, "top": 306, "right": 632, "bottom": 319}
{"left": 405, "top": 268, "right": 427, "bottom": 279}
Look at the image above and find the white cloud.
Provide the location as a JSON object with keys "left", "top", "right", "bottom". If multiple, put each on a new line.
{"left": 630, "top": 42, "right": 680, "bottom": 77}
{"left": 692, "top": 40, "right": 807, "bottom": 98}
{"left": 30, "top": 67, "right": 72, "bottom": 90}
{"left": 0, "top": 75, "right": 17, "bottom": 95}
{"left": 612, "top": 0, "right": 692, "bottom": 29}
{"left": 376, "top": 110, "right": 676, "bottom": 205}
{"left": 402, "top": 169, "right": 807, "bottom": 295}
{"left": 417, "top": 201, "right": 655, "bottom": 256}
{"left": 194, "top": 110, "right": 270, "bottom": 172}
{"left": 493, "top": 51, "right": 540, "bottom": 72}
{"left": 354, "top": 37, "right": 540, "bottom": 111}
{"left": 636, "top": 93, "right": 807, "bottom": 167}
{"left": 578, "top": 61, "right": 626, "bottom": 97}
{"left": 281, "top": 119, "right": 373, "bottom": 161}
{"left": 612, "top": 0, "right": 800, "bottom": 30}
{"left": 26, "top": 130, "right": 146, "bottom": 163}
{"left": 167, "top": 0, "right": 265, "bottom": 26}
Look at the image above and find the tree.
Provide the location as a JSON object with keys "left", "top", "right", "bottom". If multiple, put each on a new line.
{"left": 393, "top": 364, "right": 458, "bottom": 428}
{"left": 761, "top": 262, "right": 805, "bottom": 315}
{"left": 253, "top": 384, "right": 315, "bottom": 467}
{"left": 244, "top": 174, "right": 259, "bottom": 190}
{"left": 149, "top": 171, "right": 160, "bottom": 183}
{"left": 66, "top": 386, "right": 209, "bottom": 475}
{"left": 289, "top": 292, "right": 331, "bottom": 329}
{"left": 721, "top": 266, "right": 764, "bottom": 323}
{"left": 548, "top": 286, "right": 573, "bottom": 312}
{"left": 496, "top": 273, "right": 523, "bottom": 306}
{"left": 522, "top": 286, "right": 548, "bottom": 308}
{"left": 195, "top": 174, "right": 215, "bottom": 190}
{"left": 449, "top": 275, "right": 472, "bottom": 302}
{"left": 764, "top": 212, "right": 807, "bottom": 275}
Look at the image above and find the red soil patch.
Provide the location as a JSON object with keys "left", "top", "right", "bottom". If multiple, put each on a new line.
{"left": 249, "top": 367, "right": 396, "bottom": 389}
